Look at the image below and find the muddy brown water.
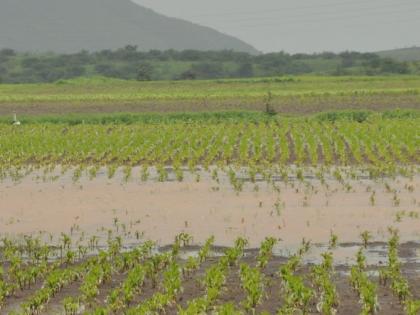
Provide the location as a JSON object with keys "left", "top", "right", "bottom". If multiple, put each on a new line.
{"left": 0, "top": 168, "right": 419, "bottom": 314}
{"left": 0, "top": 168, "right": 418, "bottom": 249}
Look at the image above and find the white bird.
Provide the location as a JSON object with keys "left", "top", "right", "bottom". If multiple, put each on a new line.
{"left": 12, "top": 113, "right": 21, "bottom": 125}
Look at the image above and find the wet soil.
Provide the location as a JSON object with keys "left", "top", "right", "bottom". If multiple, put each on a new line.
{"left": 1, "top": 249, "right": 419, "bottom": 315}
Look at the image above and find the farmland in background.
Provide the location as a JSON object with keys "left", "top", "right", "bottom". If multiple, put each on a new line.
{"left": 1, "top": 75, "right": 420, "bottom": 115}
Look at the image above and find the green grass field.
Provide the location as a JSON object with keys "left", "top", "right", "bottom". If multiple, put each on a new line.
{"left": 1, "top": 75, "right": 420, "bottom": 115}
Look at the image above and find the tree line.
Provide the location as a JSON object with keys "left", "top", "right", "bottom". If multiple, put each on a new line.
{"left": 0, "top": 46, "right": 418, "bottom": 83}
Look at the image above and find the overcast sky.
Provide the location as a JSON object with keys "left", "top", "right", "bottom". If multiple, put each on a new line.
{"left": 133, "top": 0, "right": 420, "bottom": 53}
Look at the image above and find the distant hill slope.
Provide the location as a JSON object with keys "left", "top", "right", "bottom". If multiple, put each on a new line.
{"left": 376, "top": 47, "right": 420, "bottom": 62}
{"left": 0, "top": 0, "right": 258, "bottom": 54}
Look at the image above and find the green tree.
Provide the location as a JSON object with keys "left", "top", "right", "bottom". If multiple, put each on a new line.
{"left": 178, "top": 69, "right": 197, "bottom": 80}
{"left": 136, "top": 62, "right": 153, "bottom": 81}
{"left": 236, "top": 62, "right": 254, "bottom": 77}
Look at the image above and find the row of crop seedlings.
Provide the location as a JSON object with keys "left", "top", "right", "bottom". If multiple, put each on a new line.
{"left": 2, "top": 119, "right": 418, "bottom": 170}
{"left": 201, "top": 234, "right": 418, "bottom": 315}
{"left": 0, "top": 234, "right": 192, "bottom": 315}
{"left": 0, "top": 160, "right": 417, "bottom": 189}
{"left": 0, "top": 233, "right": 105, "bottom": 312}
{"left": 379, "top": 229, "right": 420, "bottom": 315}
{"left": 349, "top": 230, "right": 420, "bottom": 315}
{"left": 342, "top": 120, "right": 418, "bottom": 165}
{"left": 1, "top": 233, "right": 420, "bottom": 314}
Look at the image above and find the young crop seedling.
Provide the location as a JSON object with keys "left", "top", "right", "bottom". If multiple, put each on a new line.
{"left": 349, "top": 248, "right": 379, "bottom": 314}
{"left": 360, "top": 231, "right": 372, "bottom": 249}
{"left": 311, "top": 252, "right": 339, "bottom": 315}
{"left": 329, "top": 231, "right": 338, "bottom": 249}
{"left": 256, "top": 237, "right": 278, "bottom": 269}
{"left": 277, "top": 241, "right": 314, "bottom": 314}
{"left": 240, "top": 263, "right": 266, "bottom": 313}
{"left": 378, "top": 229, "right": 418, "bottom": 313}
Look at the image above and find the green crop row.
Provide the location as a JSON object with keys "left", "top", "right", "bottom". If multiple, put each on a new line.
{"left": 0, "top": 117, "right": 418, "bottom": 181}
{"left": 0, "top": 227, "right": 418, "bottom": 314}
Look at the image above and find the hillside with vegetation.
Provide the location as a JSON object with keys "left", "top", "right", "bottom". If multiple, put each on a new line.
{"left": 0, "top": 0, "right": 257, "bottom": 54}
{"left": 376, "top": 47, "right": 420, "bottom": 62}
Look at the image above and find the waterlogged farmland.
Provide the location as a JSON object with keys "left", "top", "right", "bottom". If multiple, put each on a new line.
{"left": 0, "top": 228, "right": 420, "bottom": 314}
{"left": 0, "top": 75, "right": 420, "bottom": 314}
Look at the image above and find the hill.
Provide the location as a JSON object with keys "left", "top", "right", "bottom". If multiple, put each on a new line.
{"left": 376, "top": 47, "right": 420, "bottom": 62}
{"left": 0, "top": 0, "right": 258, "bottom": 54}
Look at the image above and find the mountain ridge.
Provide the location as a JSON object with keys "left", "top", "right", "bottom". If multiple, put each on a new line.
{"left": 0, "top": 0, "right": 258, "bottom": 54}
{"left": 376, "top": 46, "right": 420, "bottom": 62}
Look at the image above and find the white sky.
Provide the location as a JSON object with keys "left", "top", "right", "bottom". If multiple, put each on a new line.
{"left": 132, "top": 0, "right": 420, "bottom": 53}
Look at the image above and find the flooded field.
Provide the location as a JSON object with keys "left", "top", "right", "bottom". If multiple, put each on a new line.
{"left": 1, "top": 167, "right": 419, "bottom": 314}
{"left": 1, "top": 167, "right": 418, "bottom": 248}
{"left": 1, "top": 60, "right": 420, "bottom": 312}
